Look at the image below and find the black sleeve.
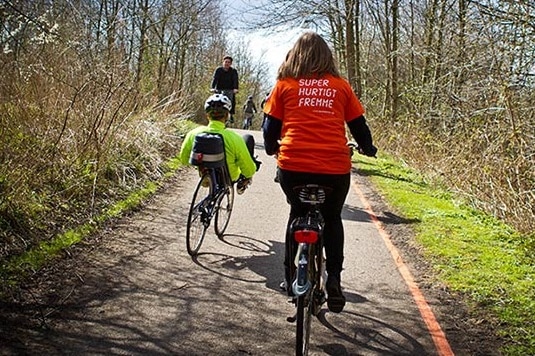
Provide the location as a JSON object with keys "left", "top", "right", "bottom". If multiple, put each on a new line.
{"left": 262, "top": 114, "right": 282, "bottom": 156}
{"left": 232, "top": 69, "right": 239, "bottom": 90}
{"left": 347, "top": 115, "right": 377, "bottom": 157}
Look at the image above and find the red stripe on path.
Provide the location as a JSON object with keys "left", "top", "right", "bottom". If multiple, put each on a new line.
{"left": 352, "top": 180, "right": 455, "bottom": 356}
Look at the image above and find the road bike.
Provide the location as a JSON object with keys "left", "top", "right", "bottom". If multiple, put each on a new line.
{"left": 287, "top": 184, "right": 330, "bottom": 356}
{"left": 186, "top": 162, "right": 234, "bottom": 256}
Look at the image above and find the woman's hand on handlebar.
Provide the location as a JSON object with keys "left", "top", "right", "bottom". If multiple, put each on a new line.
{"left": 348, "top": 141, "right": 377, "bottom": 158}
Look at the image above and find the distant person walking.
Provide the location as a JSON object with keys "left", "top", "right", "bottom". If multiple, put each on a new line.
{"left": 211, "top": 55, "right": 239, "bottom": 123}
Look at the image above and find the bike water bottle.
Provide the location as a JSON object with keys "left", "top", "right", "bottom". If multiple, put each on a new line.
{"left": 292, "top": 252, "right": 310, "bottom": 296}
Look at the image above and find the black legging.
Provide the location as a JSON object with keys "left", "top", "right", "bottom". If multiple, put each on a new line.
{"left": 278, "top": 168, "right": 350, "bottom": 288}
{"left": 242, "top": 133, "right": 255, "bottom": 160}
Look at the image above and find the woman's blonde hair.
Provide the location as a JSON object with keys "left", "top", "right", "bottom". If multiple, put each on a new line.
{"left": 277, "top": 32, "right": 340, "bottom": 79}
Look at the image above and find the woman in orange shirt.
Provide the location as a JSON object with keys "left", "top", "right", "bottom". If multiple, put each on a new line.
{"left": 263, "top": 32, "right": 377, "bottom": 313}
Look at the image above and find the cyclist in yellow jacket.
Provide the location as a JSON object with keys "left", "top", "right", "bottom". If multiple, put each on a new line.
{"left": 180, "top": 93, "right": 260, "bottom": 194}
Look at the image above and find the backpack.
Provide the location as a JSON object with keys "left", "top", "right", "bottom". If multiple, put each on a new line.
{"left": 189, "top": 133, "right": 225, "bottom": 168}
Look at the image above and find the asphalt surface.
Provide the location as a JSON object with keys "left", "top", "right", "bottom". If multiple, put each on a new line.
{"left": 1, "top": 129, "right": 453, "bottom": 355}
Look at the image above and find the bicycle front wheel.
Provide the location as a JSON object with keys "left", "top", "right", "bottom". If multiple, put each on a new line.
{"left": 186, "top": 174, "right": 212, "bottom": 256}
{"left": 295, "top": 294, "right": 313, "bottom": 356}
{"left": 214, "top": 184, "right": 234, "bottom": 236}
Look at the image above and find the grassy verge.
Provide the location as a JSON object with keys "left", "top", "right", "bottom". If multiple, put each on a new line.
{"left": 0, "top": 119, "right": 197, "bottom": 294}
{"left": 353, "top": 154, "right": 535, "bottom": 355}
{"left": 0, "top": 181, "right": 160, "bottom": 291}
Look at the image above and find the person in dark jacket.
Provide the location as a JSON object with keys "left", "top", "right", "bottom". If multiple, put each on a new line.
{"left": 211, "top": 55, "right": 239, "bottom": 122}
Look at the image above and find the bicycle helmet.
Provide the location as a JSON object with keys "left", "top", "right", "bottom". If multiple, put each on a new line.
{"left": 204, "top": 93, "right": 232, "bottom": 112}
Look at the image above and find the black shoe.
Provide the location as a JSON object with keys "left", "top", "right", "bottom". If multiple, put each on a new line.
{"left": 326, "top": 274, "right": 346, "bottom": 313}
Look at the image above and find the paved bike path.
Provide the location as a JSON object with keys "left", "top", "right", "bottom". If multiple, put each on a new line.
{"left": 1, "top": 129, "right": 454, "bottom": 355}
{"left": 209, "top": 129, "right": 450, "bottom": 355}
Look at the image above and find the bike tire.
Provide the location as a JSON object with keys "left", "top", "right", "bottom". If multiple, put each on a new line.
{"left": 295, "top": 294, "right": 312, "bottom": 356}
{"left": 214, "top": 184, "right": 234, "bottom": 236}
{"left": 296, "top": 243, "right": 315, "bottom": 355}
{"left": 312, "top": 247, "right": 326, "bottom": 316}
{"left": 186, "top": 174, "right": 212, "bottom": 256}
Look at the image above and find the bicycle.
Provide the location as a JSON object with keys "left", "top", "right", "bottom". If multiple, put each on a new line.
{"left": 242, "top": 113, "right": 253, "bottom": 130}
{"left": 279, "top": 142, "right": 366, "bottom": 354}
{"left": 186, "top": 140, "right": 235, "bottom": 257}
{"left": 287, "top": 184, "right": 331, "bottom": 356}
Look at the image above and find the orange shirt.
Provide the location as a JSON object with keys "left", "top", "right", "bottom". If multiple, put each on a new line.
{"left": 263, "top": 75, "right": 365, "bottom": 174}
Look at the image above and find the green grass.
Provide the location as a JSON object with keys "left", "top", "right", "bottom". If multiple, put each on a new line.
{"left": 0, "top": 119, "right": 197, "bottom": 291}
{"left": 0, "top": 181, "right": 160, "bottom": 290}
{"left": 354, "top": 153, "right": 535, "bottom": 355}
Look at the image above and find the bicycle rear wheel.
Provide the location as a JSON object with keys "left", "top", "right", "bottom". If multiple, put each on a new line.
{"left": 214, "top": 184, "right": 234, "bottom": 236}
{"left": 312, "top": 248, "right": 327, "bottom": 316}
{"left": 295, "top": 294, "right": 313, "bottom": 356}
{"left": 186, "top": 174, "right": 212, "bottom": 256}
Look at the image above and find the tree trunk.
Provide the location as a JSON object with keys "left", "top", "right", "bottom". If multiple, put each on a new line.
{"left": 345, "top": 0, "right": 356, "bottom": 90}
{"left": 391, "top": 0, "right": 399, "bottom": 120}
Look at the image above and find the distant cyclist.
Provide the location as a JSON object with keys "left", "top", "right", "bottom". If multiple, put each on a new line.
{"left": 210, "top": 55, "right": 239, "bottom": 123}
{"left": 180, "top": 94, "right": 260, "bottom": 194}
{"left": 242, "top": 95, "right": 257, "bottom": 129}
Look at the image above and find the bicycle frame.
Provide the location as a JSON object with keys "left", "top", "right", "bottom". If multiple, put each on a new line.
{"left": 206, "top": 165, "right": 231, "bottom": 194}
{"left": 200, "top": 165, "right": 233, "bottom": 221}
